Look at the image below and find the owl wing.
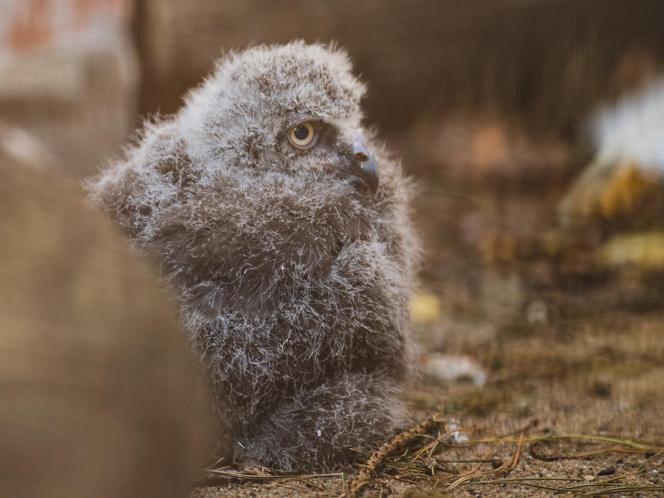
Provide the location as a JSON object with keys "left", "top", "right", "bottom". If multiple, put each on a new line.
{"left": 87, "top": 119, "right": 195, "bottom": 243}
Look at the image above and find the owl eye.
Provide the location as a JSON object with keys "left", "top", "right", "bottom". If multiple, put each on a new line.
{"left": 287, "top": 122, "right": 317, "bottom": 149}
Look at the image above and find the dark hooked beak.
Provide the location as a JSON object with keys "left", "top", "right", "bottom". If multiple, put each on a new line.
{"left": 347, "top": 139, "right": 379, "bottom": 194}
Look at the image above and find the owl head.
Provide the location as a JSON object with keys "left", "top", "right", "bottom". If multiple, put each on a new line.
{"left": 179, "top": 41, "right": 379, "bottom": 193}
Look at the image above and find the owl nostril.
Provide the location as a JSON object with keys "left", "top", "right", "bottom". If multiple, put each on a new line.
{"left": 354, "top": 151, "right": 369, "bottom": 162}
{"left": 345, "top": 138, "right": 379, "bottom": 194}
{"left": 352, "top": 139, "right": 370, "bottom": 163}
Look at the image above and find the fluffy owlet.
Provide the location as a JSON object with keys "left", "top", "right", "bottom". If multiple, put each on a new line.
{"left": 88, "top": 42, "right": 419, "bottom": 472}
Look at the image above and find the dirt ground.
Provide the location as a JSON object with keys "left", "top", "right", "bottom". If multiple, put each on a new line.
{"left": 191, "top": 307, "right": 664, "bottom": 497}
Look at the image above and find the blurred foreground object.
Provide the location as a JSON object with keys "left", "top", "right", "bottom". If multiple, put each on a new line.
{"left": 0, "top": 120, "right": 56, "bottom": 170}
{"left": 0, "top": 154, "right": 215, "bottom": 498}
{"left": 420, "top": 353, "right": 487, "bottom": 387}
{"left": 559, "top": 79, "right": 664, "bottom": 225}
{"left": 0, "top": 0, "right": 137, "bottom": 177}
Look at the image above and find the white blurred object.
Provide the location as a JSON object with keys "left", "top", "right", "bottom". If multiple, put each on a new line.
{"left": 525, "top": 299, "right": 548, "bottom": 324}
{"left": 446, "top": 421, "right": 469, "bottom": 445}
{"left": 592, "top": 79, "right": 664, "bottom": 176}
{"left": 0, "top": 122, "right": 55, "bottom": 170}
{"left": 559, "top": 78, "right": 664, "bottom": 222}
{"left": 421, "top": 353, "right": 487, "bottom": 387}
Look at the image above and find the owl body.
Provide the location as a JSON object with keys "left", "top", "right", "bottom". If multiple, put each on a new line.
{"left": 89, "top": 42, "right": 419, "bottom": 471}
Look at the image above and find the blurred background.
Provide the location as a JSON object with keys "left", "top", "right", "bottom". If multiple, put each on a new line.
{"left": 4, "top": 0, "right": 664, "bottom": 331}
{"left": 3, "top": 0, "right": 664, "bottom": 494}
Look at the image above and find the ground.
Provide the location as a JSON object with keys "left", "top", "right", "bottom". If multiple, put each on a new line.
{"left": 191, "top": 307, "right": 664, "bottom": 497}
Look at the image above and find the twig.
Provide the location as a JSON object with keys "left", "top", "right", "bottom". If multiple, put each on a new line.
{"left": 447, "top": 431, "right": 525, "bottom": 490}
{"left": 347, "top": 413, "right": 446, "bottom": 497}
{"left": 471, "top": 433, "right": 664, "bottom": 451}
{"left": 530, "top": 443, "right": 647, "bottom": 461}
{"left": 197, "top": 466, "right": 343, "bottom": 486}
{"left": 495, "top": 432, "right": 524, "bottom": 474}
{"left": 412, "top": 429, "right": 454, "bottom": 461}
{"left": 576, "top": 485, "right": 664, "bottom": 496}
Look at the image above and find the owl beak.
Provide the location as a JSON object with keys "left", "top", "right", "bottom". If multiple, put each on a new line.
{"left": 350, "top": 139, "right": 379, "bottom": 194}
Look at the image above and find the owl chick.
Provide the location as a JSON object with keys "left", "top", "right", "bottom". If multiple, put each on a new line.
{"left": 88, "top": 42, "right": 419, "bottom": 472}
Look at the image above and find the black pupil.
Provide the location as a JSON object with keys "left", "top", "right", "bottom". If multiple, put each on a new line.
{"left": 294, "top": 125, "right": 310, "bottom": 141}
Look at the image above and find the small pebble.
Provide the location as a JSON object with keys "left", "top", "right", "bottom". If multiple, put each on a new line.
{"left": 590, "top": 380, "right": 612, "bottom": 398}
{"left": 597, "top": 466, "right": 616, "bottom": 476}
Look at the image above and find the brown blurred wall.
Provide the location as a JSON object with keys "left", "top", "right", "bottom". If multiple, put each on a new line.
{"left": 134, "top": 0, "right": 664, "bottom": 140}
